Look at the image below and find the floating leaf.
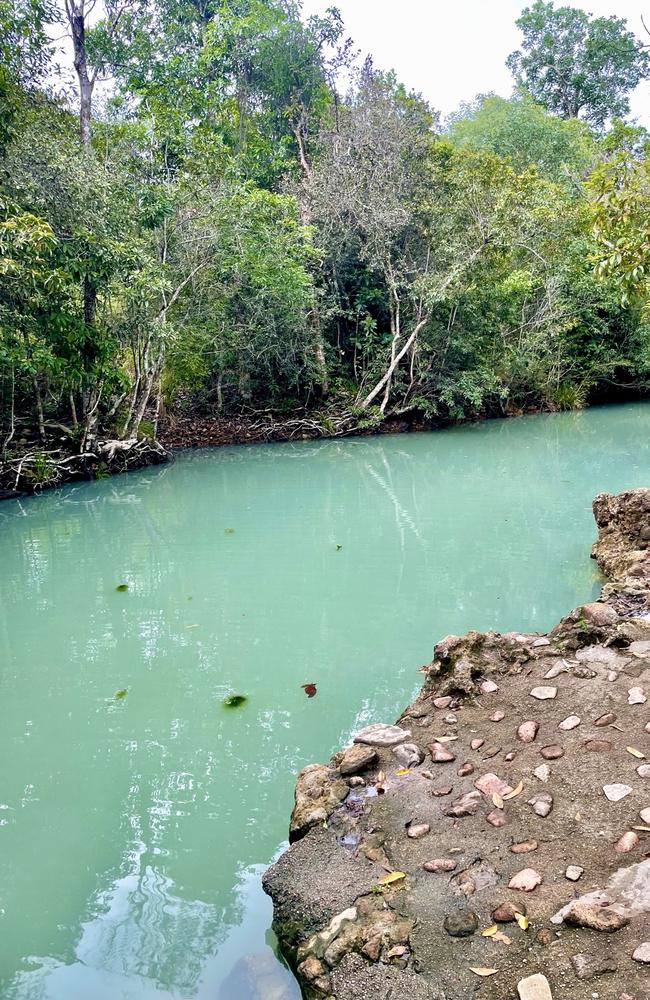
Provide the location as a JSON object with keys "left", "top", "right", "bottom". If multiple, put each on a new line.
{"left": 378, "top": 871, "right": 406, "bottom": 885}
{"left": 336, "top": 544, "right": 342, "bottom": 550}
{"left": 492, "top": 792, "right": 504, "bottom": 809}
{"left": 503, "top": 780, "right": 524, "bottom": 800}
{"left": 223, "top": 693, "right": 248, "bottom": 708}
{"left": 481, "top": 925, "right": 498, "bottom": 937}
{"left": 515, "top": 912, "right": 529, "bottom": 930}
{"left": 185, "top": 624, "right": 199, "bottom": 629}
{"left": 224, "top": 527, "right": 235, "bottom": 534}
{"left": 115, "top": 583, "right": 129, "bottom": 592}
{"left": 626, "top": 746, "right": 646, "bottom": 759}
{"left": 114, "top": 688, "right": 128, "bottom": 700}
{"left": 470, "top": 967, "right": 498, "bottom": 977}
{"left": 395, "top": 768, "right": 410, "bottom": 776}
{"left": 302, "top": 683, "right": 317, "bottom": 698}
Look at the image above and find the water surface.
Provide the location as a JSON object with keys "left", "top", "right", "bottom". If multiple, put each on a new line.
{"left": 2, "top": 403, "right": 650, "bottom": 999}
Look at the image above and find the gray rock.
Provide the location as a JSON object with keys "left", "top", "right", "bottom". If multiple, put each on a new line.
{"left": 443, "top": 909, "right": 478, "bottom": 937}
{"left": 565, "top": 865, "right": 584, "bottom": 881}
{"left": 632, "top": 942, "right": 650, "bottom": 963}
{"left": 444, "top": 790, "right": 482, "bottom": 817}
{"left": 354, "top": 723, "right": 411, "bottom": 747}
{"left": 570, "top": 953, "right": 617, "bottom": 980}
{"left": 528, "top": 792, "right": 553, "bottom": 817}
{"left": 517, "top": 973, "right": 552, "bottom": 1000}
{"left": 530, "top": 686, "right": 557, "bottom": 700}
{"left": 558, "top": 715, "right": 580, "bottom": 730}
{"left": 603, "top": 783, "right": 632, "bottom": 802}
{"left": 339, "top": 744, "right": 377, "bottom": 776}
{"left": 392, "top": 742, "right": 424, "bottom": 768}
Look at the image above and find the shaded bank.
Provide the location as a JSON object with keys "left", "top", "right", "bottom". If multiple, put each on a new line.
{"left": 263, "top": 488, "right": 650, "bottom": 1000}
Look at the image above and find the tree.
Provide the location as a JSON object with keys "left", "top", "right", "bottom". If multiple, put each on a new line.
{"left": 507, "top": 1, "right": 649, "bottom": 129}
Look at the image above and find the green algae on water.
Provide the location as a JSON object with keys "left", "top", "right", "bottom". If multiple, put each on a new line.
{"left": 116, "top": 583, "right": 129, "bottom": 592}
{"left": 114, "top": 688, "right": 128, "bottom": 700}
{"left": 223, "top": 693, "right": 248, "bottom": 709}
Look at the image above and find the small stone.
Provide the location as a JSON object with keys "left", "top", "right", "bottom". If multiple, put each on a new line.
{"left": 429, "top": 742, "right": 456, "bottom": 763}
{"left": 581, "top": 602, "right": 618, "bottom": 626}
{"left": 570, "top": 953, "right": 618, "bottom": 980}
{"left": 457, "top": 762, "right": 474, "bottom": 777}
{"left": 470, "top": 738, "right": 484, "bottom": 750}
{"left": 361, "top": 936, "right": 381, "bottom": 961}
{"left": 614, "top": 830, "right": 639, "bottom": 853}
{"left": 528, "top": 792, "right": 553, "bottom": 817}
{"left": 639, "top": 807, "right": 650, "bottom": 824}
{"left": 534, "top": 764, "right": 551, "bottom": 782}
{"left": 406, "top": 823, "right": 430, "bottom": 839}
{"left": 433, "top": 696, "right": 452, "bottom": 709}
{"left": 443, "top": 909, "right": 478, "bottom": 937}
{"left": 509, "top": 868, "right": 542, "bottom": 891}
{"left": 298, "top": 956, "right": 326, "bottom": 982}
{"left": 646, "top": 721, "right": 650, "bottom": 732}
{"left": 540, "top": 744, "right": 564, "bottom": 759}
{"left": 517, "top": 721, "right": 540, "bottom": 743}
{"left": 486, "top": 809, "right": 507, "bottom": 827}
{"left": 632, "top": 942, "right": 650, "bottom": 963}
{"left": 533, "top": 637, "right": 551, "bottom": 647}
{"left": 444, "top": 790, "right": 482, "bottom": 817}
{"left": 490, "top": 710, "right": 505, "bottom": 722}
{"left": 565, "top": 865, "right": 584, "bottom": 881}
{"left": 511, "top": 839, "right": 538, "bottom": 854}
{"left": 354, "top": 723, "right": 411, "bottom": 747}
{"left": 607, "top": 670, "right": 617, "bottom": 681}
{"left": 603, "top": 783, "right": 632, "bottom": 802}
{"left": 423, "top": 858, "right": 457, "bottom": 873}
{"left": 347, "top": 776, "right": 365, "bottom": 787}
{"left": 564, "top": 901, "right": 629, "bottom": 932}
{"left": 392, "top": 742, "right": 425, "bottom": 768}
{"left": 559, "top": 715, "right": 581, "bottom": 731}
{"left": 584, "top": 739, "right": 612, "bottom": 752}
{"left": 594, "top": 713, "right": 616, "bottom": 726}
{"left": 517, "top": 973, "right": 552, "bottom": 1000}
{"left": 339, "top": 744, "right": 378, "bottom": 776}
{"left": 535, "top": 928, "right": 553, "bottom": 946}
{"left": 504, "top": 751, "right": 516, "bottom": 762}
{"left": 628, "top": 687, "right": 647, "bottom": 705}
{"left": 530, "top": 686, "right": 557, "bottom": 700}
{"left": 545, "top": 662, "right": 569, "bottom": 679}
{"left": 474, "top": 772, "right": 513, "bottom": 797}
{"left": 492, "top": 901, "right": 525, "bottom": 922}
{"left": 573, "top": 665, "right": 597, "bottom": 679}
{"left": 443, "top": 713, "right": 457, "bottom": 724}
{"left": 480, "top": 680, "right": 499, "bottom": 694}
{"left": 637, "top": 764, "right": 650, "bottom": 777}
{"left": 482, "top": 745, "right": 501, "bottom": 759}
{"left": 431, "top": 784, "right": 453, "bottom": 796}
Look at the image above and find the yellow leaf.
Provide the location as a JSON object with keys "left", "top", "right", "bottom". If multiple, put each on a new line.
{"left": 378, "top": 871, "right": 406, "bottom": 886}
{"left": 481, "top": 925, "right": 498, "bottom": 937}
{"left": 626, "top": 746, "right": 646, "bottom": 759}
{"left": 469, "top": 967, "right": 498, "bottom": 977}
{"left": 503, "top": 780, "right": 524, "bottom": 800}
{"left": 632, "top": 825, "right": 650, "bottom": 832}
{"left": 492, "top": 792, "right": 504, "bottom": 809}
{"left": 377, "top": 770, "right": 385, "bottom": 783}
{"left": 515, "top": 912, "right": 529, "bottom": 930}
{"left": 395, "top": 768, "right": 410, "bottom": 776}
{"left": 437, "top": 735, "right": 458, "bottom": 743}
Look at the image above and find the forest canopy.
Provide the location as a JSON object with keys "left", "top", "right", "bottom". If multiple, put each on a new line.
{"left": 1, "top": 0, "right": 649, "bottom": 486}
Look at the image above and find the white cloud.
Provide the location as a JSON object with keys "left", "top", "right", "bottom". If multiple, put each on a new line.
{"left": 301, "top": 0, "right": 650, "bottom": 125}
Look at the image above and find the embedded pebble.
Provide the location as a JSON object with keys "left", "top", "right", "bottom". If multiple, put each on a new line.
{"left": 429, "top": 743, "right": 456, "bottom": 763}
{"left": 534, "top": 764, "right": 551, "bottom": 782}
{"left": 470, "top": 738, "right": 484, "bottom": 751}
{"left": 423, "top": 858, "right": 457, "bottom": 873}
{"left": 444, "top": 790, "right": 482, "bottom": 817}
{"left": 614, "top": 831, "right": 639, "bottom": 853}
{"left": 564, "top": 901, "right": 629, "bottom": 932}
{"left": 565, "top": 865, "right": 584, "bottom": 881}
{"left": 603, "top": 783, "right": 632, "bottom": 802}
{"left": 431, "top": 784, "right": 453, "bottom": 797}
{"left": 504, "top": 751, "right": 516, "bottom": 762}
{"left": 594, "top": 712, "right": 616, "bottom": 726}
{"left": 628, "top": 687, "right": 647, "bottom": 705}
{"left": 490, "top": 710, "right": 505, "bottom": 722}
{"left": 540, "top": 744, "right": 564, "bottom": 759}
{"left": 492, "top": 901, "right": 525, "bottom": 922}
{"left": 570, "top": 953, "right": 618, "bottom": 980}
{"left": 528, "top": 792, "right": 553, "bottom": 817}
{"left": 573, "top": 665, "right": 597, "bottom": 679}
{"left": 517, "top": 973, "right": 552, "bottom": 1000}
{"left": 474, "top": 772, "right": 513, "bottom": 797}
{"left": 632, "top": 942, "right": 650, "bottom": 963}
{"left": 646, "top": 721, "right": 650, "bottom": 732}
{"left": 510, "top": 839, "right": 538, "bottom": 854}
{"left": 530, "top": 686, "right": 557, "bottom": 700}
{"left": 508, "top": 868, "right": 542, "bottom": 891}
{"left": 517, "top": 720, "right": 540, "bottom": 743}
{"left": 639, "top": 807, "right": 650, "bottom": 824}
{"left": 607, "top": 670, "right": 617, "bottom": 681}
{"left": 406, "top": 823, "right": 430, "bottom": 839}
{"left": 480, "top": 680, "right": 499, "bottom": 694}
{"left": 419, "top": 770, "right": 435, "bottom": 780}
{"left": 482, "top": 745, "right": 501, "bottom": 759}
{"left": 486, "top": 809, "right": 507, "bottom": 827}
{"left": 443, "top": 714, "right": 457, "bottom": 724}
{"left": 583, "top": 739, "right": 612, "bottom": 752}
{"left": 637, "top": 764, "right": 650, "bottom": 777}
{"left": 443, "top": 909, "right": 478, "bottom": 937}
{"left": 545, "top": 662, "right": 568, "bottom": 679}
{"left": 433, "top": 697, "right": 452, "bottom": 709}
{"left": 392, "top": 742, "right": 425, "bottom": 768}
{"left": 559, "top": 715, "right": 580, "bottom": 731}
{"left": 533, "top": 637, "right": 551, "bottom": 647}
{"left": 456, "top": 762, "right": 474, "bottom": 777}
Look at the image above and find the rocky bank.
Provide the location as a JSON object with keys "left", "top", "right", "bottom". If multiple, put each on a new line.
{"left": 263, "top": 488, "right": 650, "bottom": 1000}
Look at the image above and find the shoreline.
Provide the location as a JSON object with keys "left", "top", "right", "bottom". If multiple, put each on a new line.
{"left": 262, "top": 488, "right": 650, "bottom": 1000}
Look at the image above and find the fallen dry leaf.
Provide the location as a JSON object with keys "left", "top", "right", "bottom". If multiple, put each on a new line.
{"left": 632, "top": 825, "right": 650, "bottom": 832}
{"left": 492, "top": 792, "right": 504, "bottom": 809}
{"left": 503, "top": 780, "right": 524, "bottom": 800}
{"left": 481, "top": 925, "right": 498, "bottom": 937}
{"left": 515, "top": 912, "right": 529, "bottom": 930}
{"left": 626, "top": 746, "right": 646, "bottom": 759}
{"left": 377, "top": 871, "right": 406, "bottom": 886}
{"left": 395, "top": 768, "right": 410, "bottom": 776}
{"left": 469, "top": 967, "right": 498, "bottom": 977}
{"left": 492, "top": 931, "right": 512, "bottom": 945}
{"left": 437, "top": 735, "right": 458, "bottom": 743}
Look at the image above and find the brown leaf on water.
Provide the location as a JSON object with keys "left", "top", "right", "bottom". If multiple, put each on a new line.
{"left": 503, "top": 780, "right": 524, "bottom": 800}
{"left": 302, "top": 683, "right": 317, "bottom": 698}
{"left": 469, "top": 967, "right": 498, "bottom": 977}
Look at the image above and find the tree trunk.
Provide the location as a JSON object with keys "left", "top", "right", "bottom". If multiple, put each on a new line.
{"left": 68, "top": 5, "right": 94, "bottom": 148}
{"left": 33, "top": 376, "right": 46, "bottom": 442}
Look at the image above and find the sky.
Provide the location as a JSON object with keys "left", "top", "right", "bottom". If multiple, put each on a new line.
{"left": 301, "top": 0, "right": 650, "bottom": 125}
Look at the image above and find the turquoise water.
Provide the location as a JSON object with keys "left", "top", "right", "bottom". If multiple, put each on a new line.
{"left": 1, "top": 403, "right": 650, "bottom": 1000}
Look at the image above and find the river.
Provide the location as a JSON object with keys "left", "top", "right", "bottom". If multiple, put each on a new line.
{"left": 1, "top": 402, "right": 650, "bottom": 999}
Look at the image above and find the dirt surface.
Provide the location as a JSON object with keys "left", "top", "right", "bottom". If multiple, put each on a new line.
{"left": 263, "top": 488, "right": 650, "bottom": 1000}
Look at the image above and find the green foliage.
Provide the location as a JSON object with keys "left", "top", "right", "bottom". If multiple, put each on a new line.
{"left": 507, "top": 1, "right": 649, "bottom": 129}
